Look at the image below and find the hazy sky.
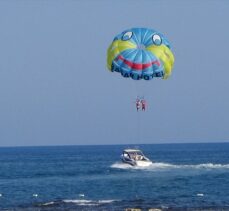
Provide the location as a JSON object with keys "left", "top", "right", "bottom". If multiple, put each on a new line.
{"left": 0, "top": 0, "right": 229, "bottom": 146}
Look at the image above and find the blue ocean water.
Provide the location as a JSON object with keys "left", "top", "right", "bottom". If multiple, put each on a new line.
{"left": 0, "top": 143, "right": 229, "bottom": 210}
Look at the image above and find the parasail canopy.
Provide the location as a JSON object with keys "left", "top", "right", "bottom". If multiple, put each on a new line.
{"left": 107, "top": 28, "right": 175, "bottom": 80}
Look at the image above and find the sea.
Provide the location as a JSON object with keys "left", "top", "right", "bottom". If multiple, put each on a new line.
{"left": 0, "top": 143, "right": 229, "bottom": 211}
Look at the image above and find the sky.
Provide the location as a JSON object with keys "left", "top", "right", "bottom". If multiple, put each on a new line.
{"left": 0, "top": 0, "right": 229, "bottom": 147}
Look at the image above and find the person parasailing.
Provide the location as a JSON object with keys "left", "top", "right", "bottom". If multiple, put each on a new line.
{"left": 136, "top": 97, "right": 141, "bottom": 111}
{"left": 141, "top": 98, "right": 146, "bottom": 111}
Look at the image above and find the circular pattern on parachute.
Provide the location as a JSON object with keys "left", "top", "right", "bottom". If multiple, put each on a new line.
{"left": 107, "top": 28, "right": 175, "bottom": 80}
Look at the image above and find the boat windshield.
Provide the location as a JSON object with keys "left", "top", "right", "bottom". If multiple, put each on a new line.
{"left": 125, "top": 151, "right": 144, "bottom": 160}
{"left": 128, "top": 151, "right": 143, "bottom": 156}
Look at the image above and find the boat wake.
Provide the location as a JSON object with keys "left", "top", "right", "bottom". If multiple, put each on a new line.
{"left": 110, "top": 162, "right": 229, "bottom": 170}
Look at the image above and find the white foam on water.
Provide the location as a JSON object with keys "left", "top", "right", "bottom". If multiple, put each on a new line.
{"left": 42, "top": 201, "right": 55, "bottom": 206}
{"left": 63, "top": 199, "right": 92, "bottom": 203}
{"left": 63, "top": 199, "right": 97, "bottom": 206}
{"left": 111, "top": 162, "right": 229, "bottom": 170}
{"left": 62, "top": 199, "right": 117, "bottom": 206}
{"left": 192, "top": 163, "right": 225, "bottom": 169}
{"left": 177, "top": 163, "right": 229, "bottom": 169}
{"left": 98, "top": 200, "right": 116, "bottom": 203}
{"left": 78, "top": 193, "right": 85, "bottom": 197}
{"left": 111, "top": 162, "right": 135, "bottom": 169}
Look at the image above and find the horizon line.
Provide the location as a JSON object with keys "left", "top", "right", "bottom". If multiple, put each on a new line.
{"left": 0, "top": 140, "right": 229, "bottom": 148}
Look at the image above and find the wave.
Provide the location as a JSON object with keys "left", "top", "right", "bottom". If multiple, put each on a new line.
{"left": 41, "top": 199, "right": 118, "bottom": 207}
{"left": 111, "top": 162, "right": 229, "bottom": 170}
{"left": 42, "top": 201, "right": 55, "bottom": 206}
{"left": 63, "top": 199, "right": 98, "bottom": 206}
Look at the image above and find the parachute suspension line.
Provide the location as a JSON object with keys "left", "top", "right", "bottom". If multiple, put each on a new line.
{"left": 132, "top": 80, "right": 144, "bottom": 144}
{"left": 136, "top": 107, "right": 141, "bottom": 143}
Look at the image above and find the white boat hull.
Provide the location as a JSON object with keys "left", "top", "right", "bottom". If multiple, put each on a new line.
{"left": 135, "top": 160, "right": 152, "bottom": 167}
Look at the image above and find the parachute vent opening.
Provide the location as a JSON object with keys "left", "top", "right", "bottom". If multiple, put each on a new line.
{"left": 137, "top": 44, "right": 146, "bottom": 50}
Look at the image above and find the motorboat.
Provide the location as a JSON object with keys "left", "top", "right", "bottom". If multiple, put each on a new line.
{"left": 121, "top": 149, "right": 152, "bottom": 167}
